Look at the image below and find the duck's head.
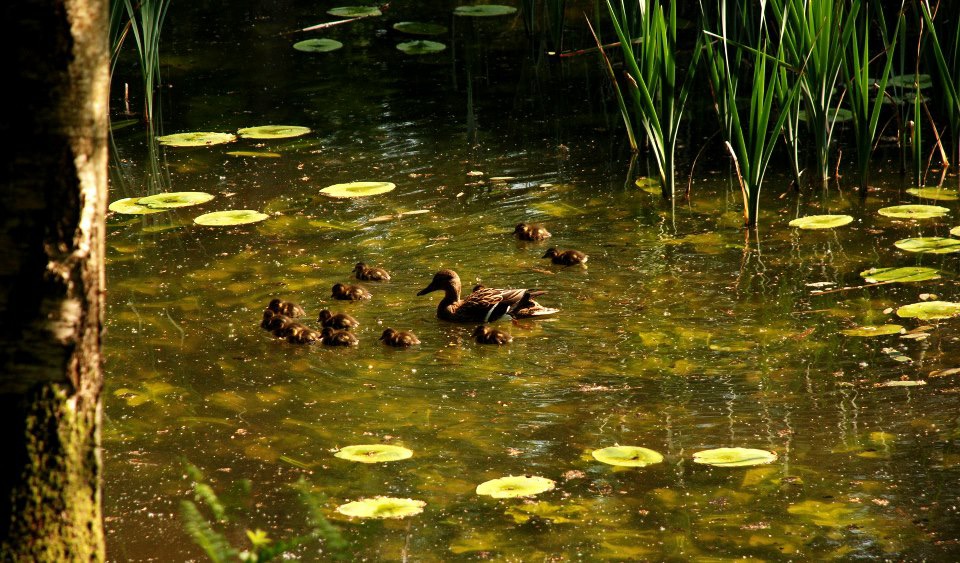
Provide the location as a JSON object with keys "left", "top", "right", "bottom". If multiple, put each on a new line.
{"left": 417, "top": 269, "right": 460, "bottom": 295}
{"left": 317, "top": 309, "right": 332, "bottom": 323}
{"left": 542, "top": 248, "right": 559, "bottom": 259}
{"left": 472, "top": 325, "right": 490, "bottom": 338}
{"left": 379, "top": 328, "right": 397, "bottom": 341}
{"left": 331, "top": 283, "right": 346, "bottom": 297}
{"left": 353, "top": 262, "right": 367, "bottom": 273}
{"left": 320, "top": 327, "right": 335, "bottom": 338}
{"left": 267, "top": 298, "right": 283, "bottom": 312}
{"left": 513, "top": 223, "right": 529, "bottom": 235}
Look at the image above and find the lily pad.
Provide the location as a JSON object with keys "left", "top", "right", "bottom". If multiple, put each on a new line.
{"left": 393, "top": 21, "right": 448, "bottom": 35}
{"left": 454, "top": 5, "right": 518, "bottom": 17}
{"left": 194, "top": 210, "right": 269, "bottom": 226}
{"left": 887, "top": 73, "right": 933, "bottom": 89}
{"left": 896, "top": 300, "right": 960, "bottom": 320}
{"left": 157, "top": 132, "right": 236, "bottom": 147}
{"left": 397, "top": 40, "right": 446, "bottom": 54}
{"left": 953, "top": 226, "right": 960, "bottom": 237}
{"left": 293, "top": 38, "right": 343, "bottom": 53}
{"left": 335, "top": 497, "right": 425, "bottom": 519}
{"left": 860, "top": 266, "right": 940, "bottom": 283}
{"left": 906, "top": 187, "right": 959, "bottom": 201}
{"left": 476, "top": 475, "right": 555, "bottom": 498}
{"left": 878, "top": 380, "right": 927, "bottom": 387}
{"left": 334, "top": 444, "right": 413, "bottom": 463}
{"left": 505, "top": 501, "right": 587, "bottom": 524}
{"left": 226, "top": 151, "right": 281, "bottom": 158}
{"left": 841, "top": 324, "right": 904, "bottom": 337}
{"left": 237, "top": 125, "right": 311, "bottom": 139}
{"left": 327, "top": 6, "right": 382, "bottom": 17}
{"left": 894, "top": 237, "right": 960, "bottom": 254}
{"left": 137, "top": 192, "right": 215, "bottom": 209}
{"left": 788, "top": 214, "right": 854, "bottom": 229}
{"left": 108, "top": 197, "right": 166, "bottom": 215}
{"left": 634, "top": 177, "right": 661, "bottom": 194}
{"left": 592, "top": 446, "right": 664, "bottom": 467}
{"left": 692, "top": 447, "right": 778, "bottom": 467}
{"left": 321, "top": 181, "right": 395, "bottom": 198}
{"left": 877, "top": 204, "right": 950, "bottom": 219}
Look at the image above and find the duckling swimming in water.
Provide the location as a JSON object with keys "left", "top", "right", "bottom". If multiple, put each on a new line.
{"left": 331, "top": 283, "right": 372, "bottom": 301}
{"left": 265, "top": 314, "right": 296, "bottom": 336}
{"left": 320, "top": 327, "right": 359, "bottom": 346}
{"left": 513, "top": 222, "right": 551, "bottom": 241}
{"left": 317, "top": 309, "right": 360, "bottom": 330}
{"left": 267, "top": 298, "right": 306, "bottom": 318}
{"left": 353, "top": 262, "right": 391, "bottom": 281}
{"left": 542, "top": 247, "right": 588, "bottom": 266}
{"left": 472, "top": 325, "right": 512, "bottom": 345}
{"left": 286, "top": 324, "right": 320, "bottom": 345}
{"left": 379, "top": 328, "right": 421, "bottom": 347}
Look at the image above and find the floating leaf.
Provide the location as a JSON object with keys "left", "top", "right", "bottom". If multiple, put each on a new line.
{"left": 906, "top": 187, "right": 959, "bottom": 201}
{"left": 952, "top": 225, "right": 960, "bottom": 237}
{"left": 894, "top": 237, "right": 960, "bottom": 254}
{"left": 877, "top": 204, "right": 950, "bottom": 219}
{"left": 327, "top": 6, "right": 382, "bottom": 17}
{"left": 788, "top": 215, "right": 854, "bottom": 229}
{"left": 877, "top": 380, "right": 927, "bottom": 387}
{"left": 504, "top": 501, "right": 587, "bottom": 524}
{"left": 841, "top": 325, "right": 904, "bottom": 337}
{"left": 887, "top": 73, "right": 933, "bottom": 89}
{"left": 334, "top": 444, "right": 413, "bottom": 463}
{"left": 692, "top": 447, "right": 777, "bottom": 467}
{"left": 237, "top": 125, "right": 311, "bottom": 139}
{"left": 476, "top": 476, "right": 555, "bottom": 498}
{"left": 194, "top": 210, "right": 269, "bottom": 226}
{"left": 860, "top": 266, "right": 940, "bottom": 283}
{"left": 226, "top": 151, "right": 281, "bottom": 158}
{"left": 293, "top": 38, "right": 343, "bottom": 53}
{"left": 156, "top": 132, "right": 236, "bottom": 147}
{"left": 393, "top": 21, "right": 448, "bottom": 35}
{"left": 896, "top": 300, "right": 960, "bottom": 320}
{"left": 397, "top": 40, "right": 446, "bottom": 54}
{"left": 454, "top": 5, "right": 518, "bottom": 16}
{"left": 336, "top": 497, "right": 424, "bottom": 519}
{"left": 137, "top": 192, "right": 215, "bottom": 209}
{"left": 788, "top": 500, "right": 859, "bottom": 528}
{"left": 321, "top": 181, "right": 395, "bottom": 198}
{"left": 108, "top": 197, "right": 166, "bottom": 215}
{"left": 592, "top": 446, "right": 664, "bottom": 467}
{"left": 634, "top": 177, "right": 661, "bottom": 194}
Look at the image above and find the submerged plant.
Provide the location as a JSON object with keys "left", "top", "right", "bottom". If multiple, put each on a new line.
{"left": 110, "top": 0, "right": 172, "bottom": 124}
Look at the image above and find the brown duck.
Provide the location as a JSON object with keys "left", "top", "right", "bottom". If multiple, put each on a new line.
{"left": 267, "top": 298, "right": 306, "bottom": 318}
{"left": 286, "top": 325, "right": 320, "bottom": 345}
{"left": 265, "top": 314, "right": 296, "bottom": 337}
{"left": 320, "top": 327, "right": 359, "bottom": 346}
{"left": 473, "top": 325, "right": 512, "bottom": 345}
{"left": 331, "top": 283, "right": 372, "bottom": 301}
{"left": 353, "top": 262, "right": 391, "bottom": 281}
{"left": 379, "top": 328, "right": 421, "bottom": 347}
{"left": 417, "top": 269, "right": 550, "bottom": 323}
{"left": 317, "top": 309, "right": 360, "bottom": 330}
{"left": 513, "top": 223, "right": 551, "bottom": 241}
{"left": 542, "top": 247, "right": 588, "bottom": 266}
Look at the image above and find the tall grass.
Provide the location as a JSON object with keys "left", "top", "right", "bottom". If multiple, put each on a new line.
{"left": 110, "top": 0, "right": 171, "bottom": 125}
{"left": 919, "top": 0, "right": 960, "bottom": 169}
{"left": 590, "top": 0, "right": 701, "bottom": 200}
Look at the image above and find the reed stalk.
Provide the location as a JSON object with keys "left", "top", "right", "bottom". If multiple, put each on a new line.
{"left": 110, "top": 0, "right": 171, "bottom": 126}
{"left": 919, "top": 0, "right": 960, "bottom": 168}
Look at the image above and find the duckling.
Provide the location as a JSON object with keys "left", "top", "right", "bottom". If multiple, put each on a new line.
{"left": 267, "top": 298, "right": 306, "bottom": 318}
{"left": 473, "top": 325, "right": 512, "bottom": 345}
{"left": 331, "top": 282, "right": 372, "bottom": 301}
{"left": 320, "top": 327, "right": 359, "bottom": 346}
{"left": 353, "top": 262, "right": 391, "bottom": 281}
{"left": 379, "top": 328, "right": 421, "bottom": 347}
{"left": 317, "top": 309, "right": 360, "bottom": 330}
{"left": 286, "top": 325, "right": 320, "bottom": 345}
{"left": 542, "top": 247, "right": 588, "bottom": 266}
{"left": 266, "top": 314, "right": 296, "bottom": 337}
{"left": 513, "top": 222, "right": 551, "bottom": 241}
{"left": 261, "top": 309, "right": 276, "bottom": 329}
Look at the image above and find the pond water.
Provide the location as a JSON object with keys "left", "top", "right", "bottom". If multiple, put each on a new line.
{"left": 104, "top": 1, "right": 960, "bottom": 560}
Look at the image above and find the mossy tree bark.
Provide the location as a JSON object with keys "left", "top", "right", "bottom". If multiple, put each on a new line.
{"left": 0, "top": 0, "right": 108, "bottom": 559}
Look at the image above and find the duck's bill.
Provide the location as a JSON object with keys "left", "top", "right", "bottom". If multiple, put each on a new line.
{"left": 416, "top": 285, "right": 435, "bottom": 296}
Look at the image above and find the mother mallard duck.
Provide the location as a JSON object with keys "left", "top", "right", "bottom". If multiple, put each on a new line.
{"left": 417, "top": 269, "right": 556, "bottom": 322}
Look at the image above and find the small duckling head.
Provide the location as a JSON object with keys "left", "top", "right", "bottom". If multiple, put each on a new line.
{"left": 513, "top": 223, "right": 529, "bottom": 235}
{"left": 472, "top": 325, "right": 489, "bottom": 339}
{"left": 331, "top": 283, "right": 346, "bottom": 297}
{"left": 542, "top": 248, "right": 559, "bottom": 259}
{"left": 268, "top": 298, "right": 283, "bottom": 312}
{"left": 320, "top": 327, "right": 335, "bottom": 338}
{"left": 379, "top": 328, "right": 397, "bottom": 342}
{"left": 353, "top": 262, "right": 367, "bottom": 274}
{"left": 317, "top": 309, "right": 332, "bottom": 323}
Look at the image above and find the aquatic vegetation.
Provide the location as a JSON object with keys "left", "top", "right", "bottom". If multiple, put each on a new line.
{"left": 592, "top": 446, "right": 664, "bottom": 467}
{"left": 156, "top": 132, "right": 236, "bottom": 147}
{"left": 453, "top": 5, "right": 518, "bottom": 17}
{"left": 396, "top": 40, "right": 447, "bottom": 55}
{"left": 333, "top": 444, "right": 413, "bottom": 463}
{"left": 894, "top": 237, "right": 960, "bottom": 254}
{"left": 237, "top": 125, "right": 311, "bottom": 139}
{"left": 692, "top": 447, "right": 778, "bottom": 467}
{"left": 841, "top": 325, "right": 904, "bottom": 337}
{"left": 896, "top": 300, "right": 960, "bottom": 320}
{"left": 327, "top": 6, "right": 382, "bottom": 18}
{"left": 392, "top": 22, "right": 448, "bottom": 36}
{"left": 335, "top": 497, "right": 425, "bottom": 519}
{"left": 476, "top": 476, "right": 556, "bottom": 498}
{"left": 194, "top": 210, "right": 269, "bottom": 226}
{"left": 877, "top": 204, "right": 949, "bottom": 219}
{"left": 110, "top": 0, "right": 171, "bottom": 124}
{"left": 108, "top": 197, "right": 166, "bottom": 215}
{"left": 504, "top": 501, "right": 588, "bottom": 524}
{"left": 877, "top": 379, "right": 926, "bottom": 387}
{"left": 293, "top": 38, "right": 344, "bottom": 53}
{"left": 136, "top": 191, "right": 215, "bottom": 209}
{"left": 919, "top": 1, "right": 960, "bottom": 166}
{"left": 320, "top": 181, "right": 396, "bottom": 198}
{"left": 859, "top": 266, "right": 940, "bottom": 283}
{"left": 226, "top": 151, "right": 282, "bottom": 158}
{"left": 906, "top": 187, "right": 959, "bottom": 201}
{"left": 788, "top": 215, "right": 854, "bottom": 229}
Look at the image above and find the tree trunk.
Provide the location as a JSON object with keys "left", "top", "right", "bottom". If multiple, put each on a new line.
{"left": 0, "top": 0, "right": 108, "bottom": 559}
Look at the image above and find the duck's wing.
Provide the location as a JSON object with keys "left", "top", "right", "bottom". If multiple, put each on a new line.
{"left": 455, "top": 287, "right": 546, "bottom": 322}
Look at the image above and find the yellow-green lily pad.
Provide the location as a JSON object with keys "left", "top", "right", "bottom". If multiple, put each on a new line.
{"left": 393, "top": 21, "right": 448, "bottom": 35}
{"left": 894, "top": 237, "right": 960, "bottom": 254}
{"left": 108, "top": 197, "right": 166, "bottom": 215}
{"left": 238, "top": 125, "right": 311, "bottom": 139}
{"left": 878, "top": 379, "right": 927, "bottom": 387}
{"left": 504, "top": 501, "right": 587, "bottom": 524}
{"left": 397, "top": 40, "right": 446, "bottom": 54}
{"left": 454, "top": 4, "right": 518, "bottom": 16}
{"left": 334, "top": 444, "right": 413, "bottom": 463}
{"left": 476, "top": 475, "right": 555, "bottom": 498}
{"left": 293, "top": 38, "right": 343, "bottom": 53}
{"left": 634, "top": 177, "right": 661, "bottom": 194}
{"left": 887, "top": 73, "right": 933, "bottom": 89}
{"left": 951, "top": 225, "right": 960, "bottom": 237}
{"left": 906, "top": 187, "right": 959, "bottom": 201}
{"left": 321, "top": 181, "right": 395, "bottom": 198}
{"left": 335, "top": 497, "right": 425, "bottom": 519}
{"left": 896, "top": 300, "right": 960, "bottom": 320}
{"left": 860, "top": 266, "right": 940, "bottom": 283}
{"left": 841, "top": 324, "right": 904, "bottom": 337}
{"left": 137, "top": 192, "right": 215, "bottom": 209}
{"left": 226, "top": 151, "right": 281, "bottom": 158}
{"left": 692, "top": 447, "right": 777, "bottom": 467}
{"left": 788, "top": 500, "right": 859, "bottom": 527}
{"left": 877, "top": 204, "right": 950, "bottom": 219}
{"left": 156, "top": 132, "right": 236, "bottom": 147}
{"left": 327, "top": 6, "right": 381, "bottom": 17}
{"left": 788, "top": 214, "right": 853, "bottom": 229}
{"left": 592, "top": 446, "right": 664, "bottom": 467}
{"left": 194, "top": 210, "right": 269, "bottom": 226}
